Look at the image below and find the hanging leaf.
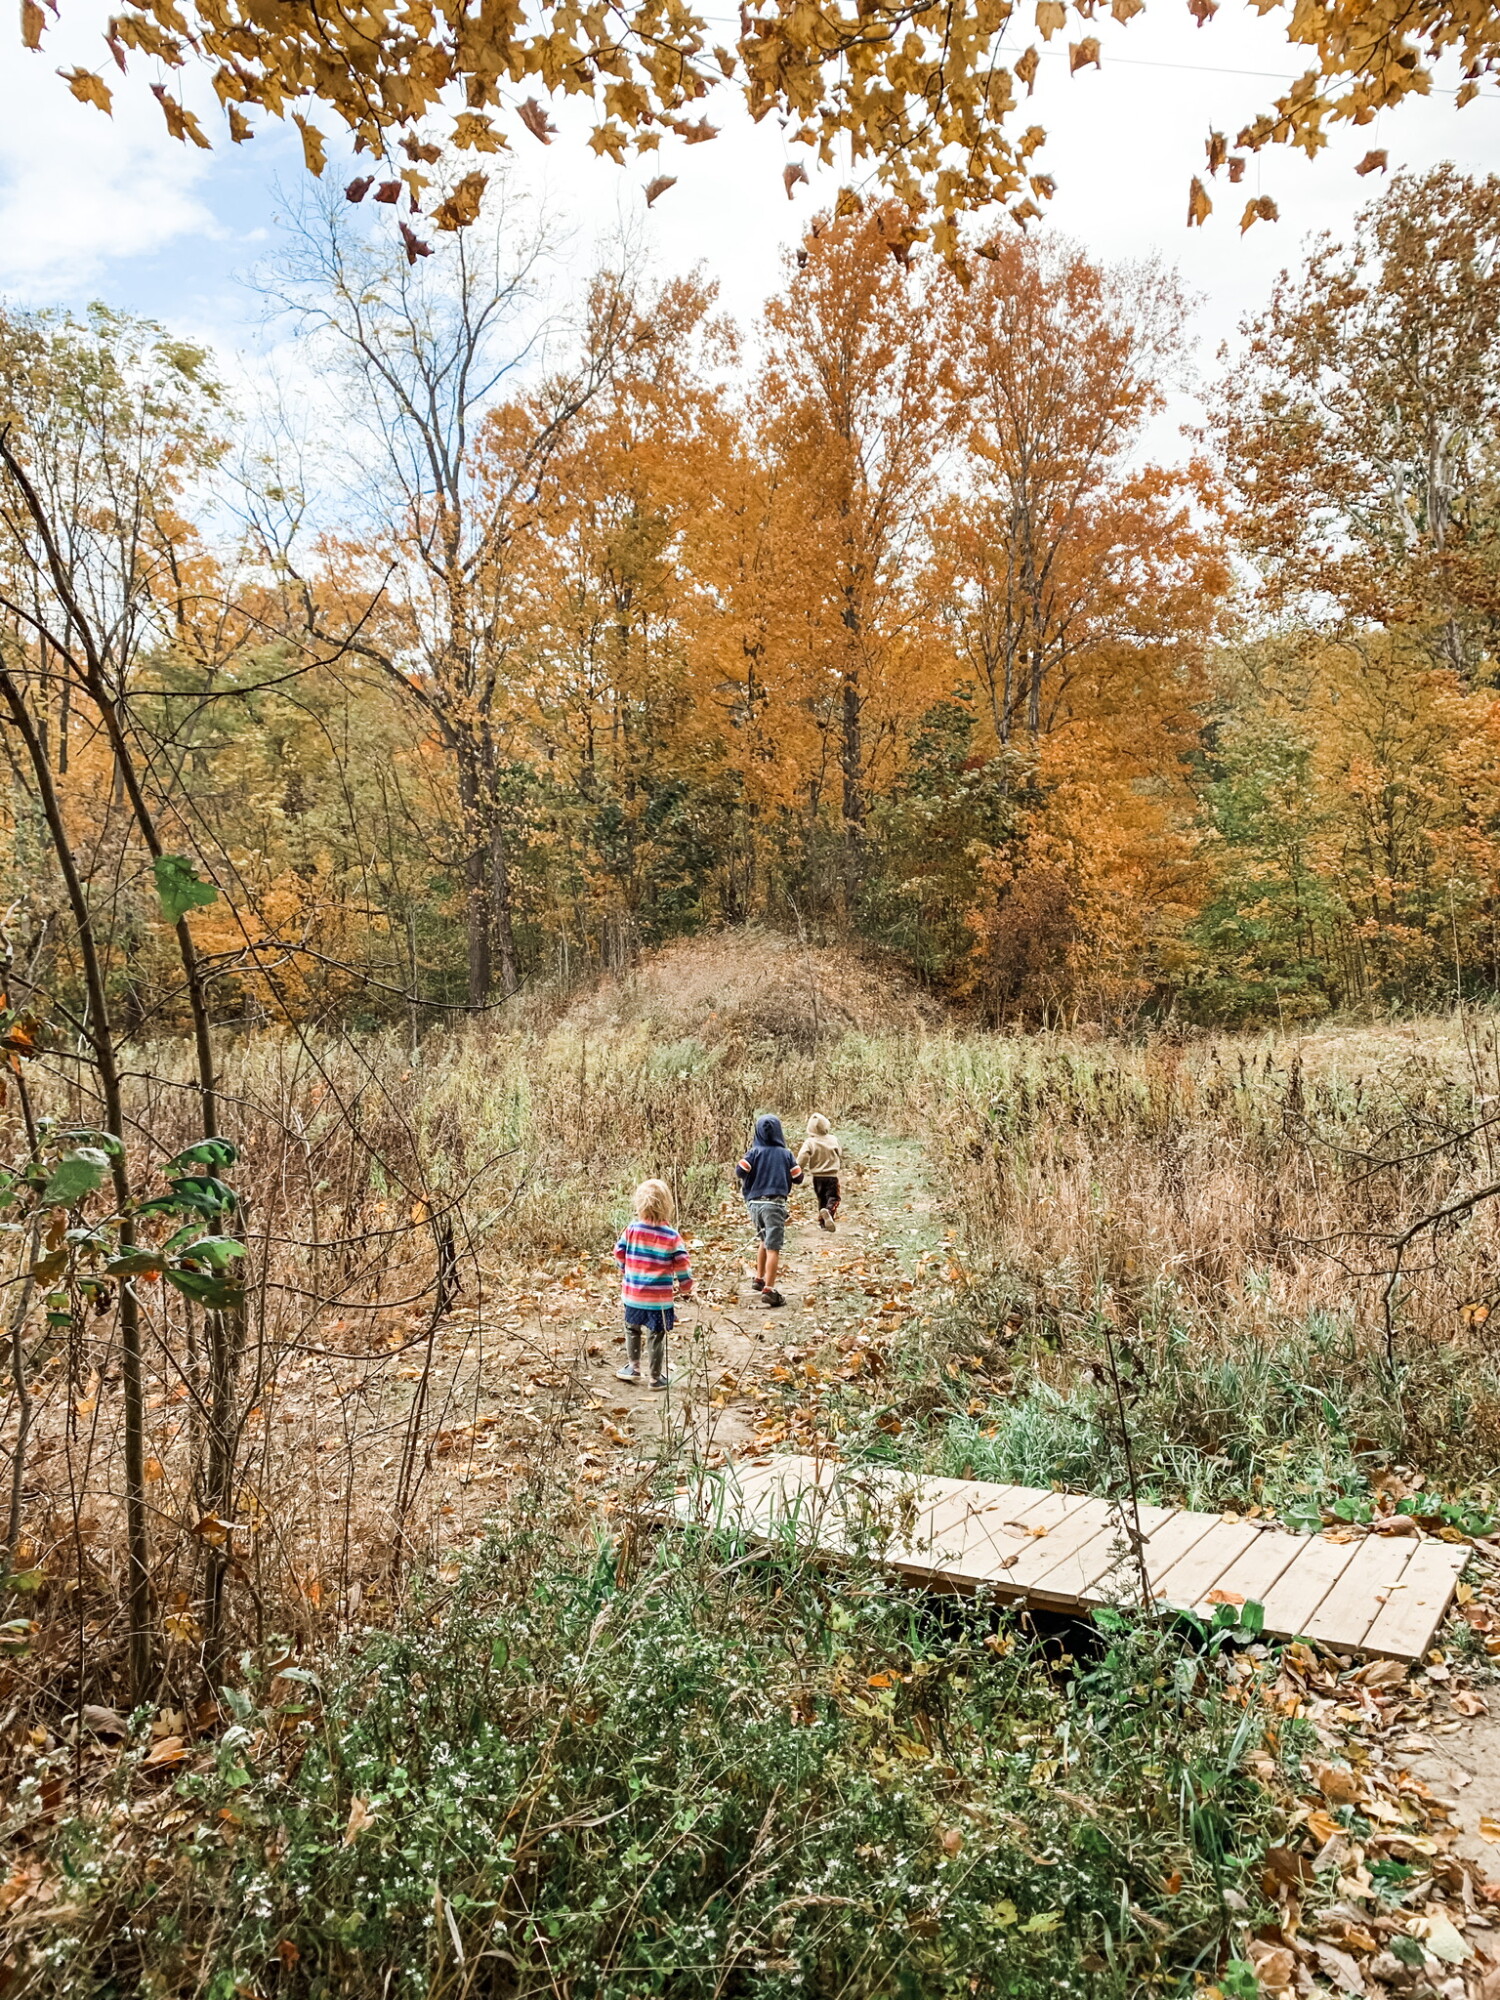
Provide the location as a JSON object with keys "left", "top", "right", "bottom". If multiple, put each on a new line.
{"left": 1034, "top": 1, "right": 1066, "bottom": 36}
{"left": 518, "top": 98, "right": 557, "bottom": 144}
{"left": 165, "top": 1267, "right": 245, "bottom": 1310}
{"left": 432, "top": 171, "right": 488, "bottom": 230}
{"left": 60, "top": 68, "right": 113, "bottom": 112}
{"left": 39, "top": 1147, "right": 111, "bottom": 1209}
{"left": 293, "top": 115, "right": 326, "bottom": 174}
{"left": 149, "top": 83, "right": 211, "bottom": 148}
{"left": 644, "top": 174, "right": 677, "bottom": 206}
{"left": 1068, "top": 36, "right": 1101, "bottom": 71}
{"left": 1356, "top": 149, "right": 1389, "bottom": 175}
{"left": 154, "top": 855, "right": 218, "bottom": 924}
{"left": 1240, "top": 194, "right": 1279, "bottom": 232}
{"left": 163, "top": 1137, "right": 240, "bottom": 1175}
{"left": 784, "top": 161, "right": 809, "bottom": 199}
{"left": 176, "top": 1235, "right": 245, "bottom": 1270}
{"left": 106, "top": 1252, "right": 168, "bottom": 1278}
{"left": 137, "top": 1173, "right": 239, "bottom": 1221}
{"left": 1187, "top": 177, "right": 1212, "bottom": 227}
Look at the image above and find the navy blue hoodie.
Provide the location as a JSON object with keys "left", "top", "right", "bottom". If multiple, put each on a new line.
{"left": 736, "top": 1114, "right": 803, "bottom": 1202}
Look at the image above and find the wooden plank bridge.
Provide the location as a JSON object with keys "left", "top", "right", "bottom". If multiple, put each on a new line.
{"left": 677, "top": 1455, "right": 1470, "bottom": 1663}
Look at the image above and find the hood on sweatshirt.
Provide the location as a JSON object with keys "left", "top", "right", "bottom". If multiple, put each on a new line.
{"left": 806, "top": 1113, "right": 831, "bottom": 1135}
{"left": 753, "top": 1113, "right": 786, "bottom": 1148}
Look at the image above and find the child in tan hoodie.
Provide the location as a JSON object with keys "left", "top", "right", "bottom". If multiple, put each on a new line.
{"left": 797, "top": 1114, "right": 842, "bottom": 1232}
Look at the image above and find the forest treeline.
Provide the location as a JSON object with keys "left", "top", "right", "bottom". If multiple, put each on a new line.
{"left": 4, "top": 161, "right": 1500, "bottom": 1030}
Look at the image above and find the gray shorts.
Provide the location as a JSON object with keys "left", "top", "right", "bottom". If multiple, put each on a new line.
{"left": 748, "top": 1198, "right": 788, "bottom": 1252}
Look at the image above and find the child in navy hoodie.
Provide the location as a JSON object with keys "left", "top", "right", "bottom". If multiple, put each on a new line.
{"left": 735, "top": 1113, "right": 802, "bottom": 1309}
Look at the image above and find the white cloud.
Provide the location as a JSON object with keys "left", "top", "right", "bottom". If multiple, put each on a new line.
{"left": 0, "top": 31, "right": 220, "bottom": 299}
{"left": 7, "top": 0, "right": 1500, "bottom": 440}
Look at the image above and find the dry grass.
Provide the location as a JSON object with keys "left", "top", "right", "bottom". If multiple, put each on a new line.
{"left": 7, "top": 939, "right": 1500, "bottom": 1716}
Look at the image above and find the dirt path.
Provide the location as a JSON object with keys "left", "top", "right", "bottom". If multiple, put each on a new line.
{"left": 398, "top": 1127, "right": 954, "bottom": 1522}
{"left": 562, "top": 1125, "right": 950, "bottom": 1462}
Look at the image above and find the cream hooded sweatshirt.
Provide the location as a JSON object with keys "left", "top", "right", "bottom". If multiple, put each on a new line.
{"left": 797, "top": 1114, "right": 841, "bottom": 1178}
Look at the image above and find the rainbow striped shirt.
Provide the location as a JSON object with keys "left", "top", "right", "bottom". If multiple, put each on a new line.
{"left": 613, "top": 1219, "right": 694, "bottom": 1308}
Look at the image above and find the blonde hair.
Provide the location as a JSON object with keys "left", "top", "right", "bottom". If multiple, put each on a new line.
{"left": 632, "top": 1178, "right": 675, "bottom": 1224}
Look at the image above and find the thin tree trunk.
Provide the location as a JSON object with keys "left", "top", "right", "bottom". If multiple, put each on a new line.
{"left": 840, "top": 668, "right": 863, "bottom": 914}
{"left": 0, "top": 659, "right": 152, "bottom": 1699}
{"left": 457, "top": 751, "right": 493, "bottom": 1006}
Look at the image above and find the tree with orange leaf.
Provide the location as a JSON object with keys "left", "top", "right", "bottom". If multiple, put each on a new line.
{"left": 1217, "top": 166, "right": 1500, "bottom": 682}
{"left": 757, "top": 204, "right": 953, "bottom": 911}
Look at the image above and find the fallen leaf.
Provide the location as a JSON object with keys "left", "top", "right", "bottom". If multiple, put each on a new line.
{"left": 343, "top": 1796, "right": 376, "bottom": 1846}
{"left": 142, "top": 1735, "right": 188, "bottom": 1769}
{"left": 1452, "top": 1690, "right": 1487, "bottom": 1716}
{"left": 1314, "top": 1761, "right": 1361, "bottom": 1804}
{"left": 1315, "top": 1942, "right": 1366, "bottom": 1994}
{"left": 1407, "top": 1911, "right": 1469, "bottom": 1963}
{"left": 1249, "top": 1941, "right": 1295, "bottom": 1991}
{"left": 1477, "top": 1814, "right": 1500, "bottom": 1842}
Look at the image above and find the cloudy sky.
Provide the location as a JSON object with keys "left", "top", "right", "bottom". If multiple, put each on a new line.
{"left": 6, "top": 0, "right": 1500, "bottom": 439}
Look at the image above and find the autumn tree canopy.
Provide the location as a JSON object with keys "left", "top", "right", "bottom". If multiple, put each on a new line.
{"left": 5, "top": 166, "right": 1500, "bottom": 1038}
{"left": 22, "top": 0, "right": 1500, "bottom": 247}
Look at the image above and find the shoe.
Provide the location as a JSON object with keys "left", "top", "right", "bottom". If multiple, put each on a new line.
{"left": 818, "top": 1208, "right": 832, "bottom": 1231}
{"left": 826, "top": 1216, "right": 837, "bottom": 1232}
{"left": 649, "top": 1370, "right": 673, "bottom": 1390}
{"left": 760, "top": 1289, "right": 785, "bottom": 1309}
{"left": 615, "top": 1363, "right": 641, "bottom": 1381}
{"left": 751, "top": 1276, "right": 765, "bottom": 1292}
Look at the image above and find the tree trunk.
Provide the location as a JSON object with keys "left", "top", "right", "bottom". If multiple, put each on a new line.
{"left": 0, "top": 661, "right": 153, "bottom": 1699}
{"left": 489, "top": 818, "right": 519, "bottom": 996}
{"left": 457, "top": 750, "right": 493, "bottom": 1006}
{"left": 840, "top": 667, "right": 864, "bottom": 914}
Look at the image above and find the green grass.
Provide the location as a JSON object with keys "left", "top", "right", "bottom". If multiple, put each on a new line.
{"left": 26, "top": 1518, "right": 1286, "bottom": 1999}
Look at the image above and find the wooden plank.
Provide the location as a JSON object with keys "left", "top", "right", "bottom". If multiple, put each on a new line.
{"left": 887, "top": 1485, "right": 1088, "bottom": 1584}
{"left": 1254, "top": 1532, "right": 1363, "bottom": 1640}
{"left": 1301, "top": 1536, "right": 1419, "bottom": 1651}
{"left": 1360, "top": 1541, "right": 1469, "bottom": 1661}
{"left": 1188, "top": 1527, "right": 1307, "bottom": 1620}
{"left": 1121, "top": 1508, "right": 1220, "bottom": 1600}
{"left": 1150, "top": 1520, "right": 1265, "bottom": 1609}
{"left": 682, "top": 1460, "right": 1453, "bottom": 1660}
{"left": 1027, "top": 1503, "right": 1180, "bottom": 1606}
{"left": 983, "top": 1496, "right": 1120, "bottom": 1594}
{"left": 898, "top": 1486, "right": 1043, "bottom": 1576}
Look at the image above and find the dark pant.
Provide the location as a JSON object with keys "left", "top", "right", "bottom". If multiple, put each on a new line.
{"left": 625, "top": 1306, "right": 673, "bottom": 1380}
{"left": 814, "top": 1174, "right": 841, "bottom": 1214}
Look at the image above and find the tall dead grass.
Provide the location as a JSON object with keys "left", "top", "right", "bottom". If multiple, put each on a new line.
{"left": 910, "top": 1017, "right": 1500, "bottom": 1484}
{"left": 7, "top": 1002, "right": 1500, "bottom": 1714}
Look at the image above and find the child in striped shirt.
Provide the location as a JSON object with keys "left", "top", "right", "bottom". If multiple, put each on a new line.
{"left": 613, "top": 1179, "right": 694, "bottom": 1389}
